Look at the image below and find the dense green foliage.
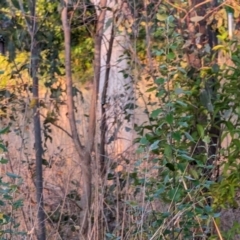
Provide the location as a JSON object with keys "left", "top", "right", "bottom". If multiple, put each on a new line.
{"left": 0, "top": 125, "right": 24, "bottom": 239}
{"left": 103, "top": 4, "right": 240, "bottom": 239}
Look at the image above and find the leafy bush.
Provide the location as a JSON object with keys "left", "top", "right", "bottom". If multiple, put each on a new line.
{"left": 124, "top": 13, "right": 240, "bottom": 240}
{"left": 0, "top": 126, "right": 25, "bottom": 239}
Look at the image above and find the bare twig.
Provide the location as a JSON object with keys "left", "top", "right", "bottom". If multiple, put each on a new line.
{"left": 39, "top": 113, "right": 72, "bottom": 138}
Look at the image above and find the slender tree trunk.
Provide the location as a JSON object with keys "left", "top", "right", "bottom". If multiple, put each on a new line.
{"left": 100, "top": 24, "right": 114, "bottom": 174}
{"left": 61, "top": 1, "right": 91, "bottom": 235}
{"left": 90, "top": 1, "right": 134, "bottom": 237}
{"left": 204, "top": 0, "right": 220, "bottom": 180}
{"left": 93, "top": 0, "right": 134, "bottom": 161}
{"left": 89, "top": 0, "right": 107, "bottom": 155}
{"left": 29, "top": 0, "right": 46, "bottom": 239}
{"left": 32, "top": 48, "right": 46, "bottom": 240}
{"left": 0, "top": 35, "right": 5, "bottom": 55}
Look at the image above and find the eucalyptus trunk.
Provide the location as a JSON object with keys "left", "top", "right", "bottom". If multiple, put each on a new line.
{"left": 92, "top": 0, "right": 134, "bottom": 168}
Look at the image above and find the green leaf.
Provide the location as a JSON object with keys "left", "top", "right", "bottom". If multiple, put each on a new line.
{"left": 179, "top": 121, "right": 188, "bottom": 127}
{"left": 154, "top": 187, "right": 165, "bottom": 197}
{"left": 155, "top": 78, "right": 165, "bottom": 84}
{"left": 154, "top": 50, "right": 165, "bottom": 56}
{"left": 185, "top": 175, "right": 195, "bottom": 181}
{"left": 184, "top": 132, "right": 195, "bottom": 142}
{"left": 157, "top": 89, "right": 166, "bottom": 97}
{"left": 166, "top": 163, "right": 175, "bottom": 171}
{"left": 139, "top": 137, "right": 149, "bottom": 145}
{"left": 177, "top": 163, "right": 186, "bottom": 172}
{"left": 164, "top": 145, "right": 172, "bottom": 158}
{"left": 212, "top": 45, "right": 226, "bottom": 51}
{"left": 156, "top": 13, "right": 168, "bottom": 21}
{"left": 225, "top": 6, "right": 234, "bottom": 14}
{"left": 146, "top": 87, "right": 157, "bottom": 92}
{"left": 149, "top": 140, "right": 160, "bottom": 151}
{"left": 167, "top": 52, "right": 175, "bottom": 60}
{"left": 13, "top": 199, "right": 23, "bottom": 209}
{"left": 180, "top": 154, "right": 195, "bottom": 161}
{"left": 203, "top": 135, "right": 211, "bottom": 144}
{"left": 217, "top": 32, "right": 228, "bottom": 41}
{"left": 212, "top": 64, "right": 219, "bottom": 73}
{"left": 3, "top": 194, "right": 13, "bottom": 200}
{"left": 176, "top": 100, "right": 187, "bottom": 107}
{"left": 175, "top": 88, "right": 184, "bottom": 95}
{"left": 0, "top": 158, "right": 8, "bottom": 164}
{"left": 200, "top": 89, "right": 213, "bottom": 112}
{"left": 136, "top": 146, "right": 144, "bottom": 154}
{"left": 225, "top": 121, "right": 235, "bottom": 137}
{"left": 166, "top": 113, "right": 173, "bottom": 124}
{"left": 172, "top": 132, "right": 181, "bottom": 142}
{"left": 213, "top": 212, "right": 221, "bottom": 218}
{"left": 0, "top": 126, "right": 10, "bottom": 135}
{"left": 6, "top": 172, "right": 21, "bottom": 179}
{"left": 197, "top": 124, "right": 204, "bottom": 138}
{"left": 42, "top": 159, "right": 49, "bottom": 166}
{"left": 0, "top": 144, "right": 7, "bottom": 152}
{"left": 168, "top": 188, "right": 181, "bottom": 201}
{"left": 177, "top": 67, "right": 187, "bottom": 74}
{"left": 151, "top": 108, "right": 162, "bottom": 118}
{"left": 189, "top": 168, "right": 199, "bottom": 179}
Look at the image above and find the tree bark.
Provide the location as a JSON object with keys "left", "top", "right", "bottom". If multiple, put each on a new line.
{"left": 0, "top": 35, "right": 5, "bottom": 55}
{"left": 100, "top": 24, "right": 114, "bottom": 174}
{"left": 88, "top": 0, "right": 107, "bottom": 155}
{"left": 93, "top": 0, "right": 134, "bottom": 161}
{"left": 28, "top": 0, "right": 46, "bottom": 239}
{"left": 61, "top": 1, "right": 91, "bottom": 235}
{"left": 32, "top": 48, "right": 46, "bottom": 240}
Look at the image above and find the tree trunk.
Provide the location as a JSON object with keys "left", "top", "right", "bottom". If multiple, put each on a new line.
{"left": 29, "top": 0, "right": 46, "bottom": 239}
{"left": 61, "top": 1, "right": 92, "bottom": 236}
{"left": 92, "top": 0, "right": 134, "bottom": 164}
{"left": 90, "top": 0, "right": 134, "bottom": 236}
{"left": 89, "top": 0, "right": 107, "bottom": 173}
{"left": 0, "top": 35, "right": 5, "bottom": 55}
{"left": 32, "top": 47, "right": 46, "bottom": 240}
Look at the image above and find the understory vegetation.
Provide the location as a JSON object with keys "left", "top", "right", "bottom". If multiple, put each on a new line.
{"left": 0, "top": 0, "right": 240, "bottom": 239}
